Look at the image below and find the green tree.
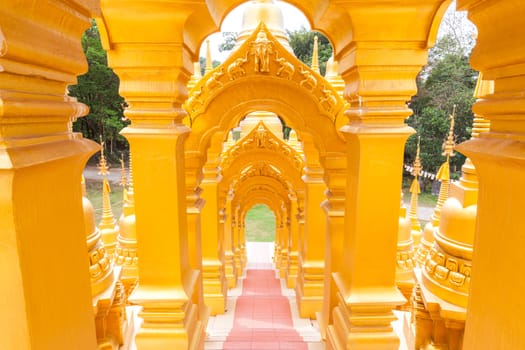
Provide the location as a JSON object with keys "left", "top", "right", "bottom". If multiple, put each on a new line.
{"left": 287, "top": 27, "right": 332, "bottom": 76}
{"left": 218, "top": 32, "right": 238, "bottom": 52}
{"left": 405, "top": 33, "right": 477, "bottom": 185}
{"left": 68, "top": 20, "right": 129, "bottom": 163}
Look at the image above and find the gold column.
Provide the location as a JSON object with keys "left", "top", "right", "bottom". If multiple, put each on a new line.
{"left": 107, "top": 30, "right": 204, "bottom": 350}
{"left": 286, "top": 193, "right": 300, "bottom": 289}
{"left": 296, "top": 163, "right": 326, "bottom": 319}
{"left": 452, "top": 2, "right": 525, "bottom": 348}
{"left": 0, "top": 2, "right": 99, "bottom": 348}
{"left": 232, "top": 204, "right": 243, "bottom": 277}
{"left": 223, "top": 188, "right": 237, "bottom": 288}
{"left": 185, "top": 154, "right": 209, "bottom": 327}
{"left": 274, "top": 207, "right": 283, "bottom": 269}
{"left": 319, "top": 157, "right": 347, "bottom": 339}
{"left": 325, "top": 2, "right": 448, "bottom": 345}
{"left": 240, "top": 215, "right": 247, "bottom": 270}
{"left": 279, "top": 202, "right": 290, "bottom": 279}
{"left": 200, "top": 157, "right": 227, "bottom": 315}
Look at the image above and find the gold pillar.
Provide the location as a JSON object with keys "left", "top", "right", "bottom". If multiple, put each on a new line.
{"left": 107, "top": 24, "right": 204, "bottom": 349}
{"left": 279, "top": 202, "right": 290, "bottom": 279}
{"left": 319, "top": 158, "right": 347, "bottom": 339}
{"left": 122, "top": 123, "right": 201, "bottom": 349}
{"left": 232, "top": 204, "right": 243, "bottom": 277}
{"left": 0, "top": 2, "right": 99, "bottom": 349}
{"left": 325, "top": 2, "right": 446, "bottom": 344}
{"left": 274, "top": 207, "right": 283, "bottom": 269}
{"left": 296, "top": 164, "right": 326, "bottom": 319}
{"left": 185, "top": 155, "right": 209, "bottom": 329}
{"left": 286, "top": 194, "right": 300, "bottom": 289}
{"left": 200, "top": 158, "right": 227, "bottom": 315}
{"left": 223, "top": 188, "right": 237, "bottom": 288}
{"left": 240, "top": 215, "right": 247, "bottom": 270}
{"left": 454, "top": 1, "right": 525, "bottom": 348}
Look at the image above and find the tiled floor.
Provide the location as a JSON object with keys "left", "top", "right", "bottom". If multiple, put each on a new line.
{"left": 205, "top": 242, "right": 323, "bottom": 350}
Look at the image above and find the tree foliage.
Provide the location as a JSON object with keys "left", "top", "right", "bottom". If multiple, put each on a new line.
{"left": 68, "top": 20, "right": 129, "bottom": 163}
{"left": 218, "top": 32, "right": 238, "bottom": 52}
{"left": 287, "top": 27, "right": 332, "bottom": 76}
{"left": 405, "top": 33, "right": 477, "bottom": 183}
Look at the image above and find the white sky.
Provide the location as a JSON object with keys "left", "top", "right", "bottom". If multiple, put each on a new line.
{"left": 199, "top": 0, "right": 475, "bottom": 63}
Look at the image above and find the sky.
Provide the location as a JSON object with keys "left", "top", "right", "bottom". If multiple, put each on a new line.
{"left": 199, "top": 0, "right": 476, "bottom": 63}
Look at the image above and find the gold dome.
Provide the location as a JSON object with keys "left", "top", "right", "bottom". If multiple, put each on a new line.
{"left": 234, "top": 0, "right": 292, "bottom": 52}
{"left": 83, "top": 196, "right": 97, "bottom": 239}
{"left": 118, "top": 213, "right": 137, "bottom": 242}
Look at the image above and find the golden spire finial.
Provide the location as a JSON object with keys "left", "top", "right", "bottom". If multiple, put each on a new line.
{"left": 311, "top": 35, "right": 320, "bottom": 74}
{"left": 188, "top": 61, "right": 203, "bottom": 91}
{"left": 408, "top": 136, "right": 422, "bottom": 232}
{"left": 442, "top": 105, "right": 456, "bottom": 159}
{"left": 120, "top": 156, "right": 127, "bottom": 188}
{"left": 122, "top": 152, "right": 135, "bottom": 217}
{"left": 97, "top": 138, "right": 109, "bottom": 176}
{"left": 412, "top": 136, "right": 422, "bottom": 178}
{"left": 205, "top": 39, "right": 213, "bottom": 74}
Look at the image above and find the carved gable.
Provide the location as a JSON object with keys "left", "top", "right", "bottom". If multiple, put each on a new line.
{"left": 184, "top": 23, "right": 345, "bottom": 120}
{"left": 220, "top": 121, "right": 304, "bottom": 173}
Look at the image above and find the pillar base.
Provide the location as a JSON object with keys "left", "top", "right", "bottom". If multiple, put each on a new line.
{"left": 234, "top": 247, "right": 243, "bottom": 277}
{"left": 224, "top": 250, "right": 237, "bottom": 289}
{"left": 202, "top": 259, "right": 227, "bottom": 315}
{"left": 274, "top": 243, "right": 282, "bottom": 269}
{"left": 326, "top": 273, "right": 406, "bottom": 350}
{"left": 286, "top": 251, "right": 299, "bottom": 289}
{"left": 129, "top": 286, "right": 204, "bottom": 350}
{"left": 296, "top": 260, "right": 324, "bottom": 319}
{"left": 279, "top": 249, "right": 289, "bottom": 278}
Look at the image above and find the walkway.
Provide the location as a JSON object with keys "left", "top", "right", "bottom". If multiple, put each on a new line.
{"left": 205, "top": 242, "right": 323, "bottom": 350}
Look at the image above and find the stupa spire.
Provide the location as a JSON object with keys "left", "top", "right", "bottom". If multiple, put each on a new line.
{"left": 324, "top": 55, "right": 345, "bottom": 98}
{"left": 98, "top": 140, "right": 119, "bottom": 257}
{"left": 188, "top": 61, "right": 203, "bottom": 91}
{"left": 432, "top": 107, "right": 456, "bottom": 226}
{"left": 116, "top": 150, "right": 138, "bottom": 293}
{"left": 408, "top": 136, "right": 422, "bottom": 234}
{"left": 415, "top": 109, "right": 456, "bottom": 265}
{"left": 124, "top": 152, "right": 135, "bottom": 216}
{"left": 311, "top": 35, "right": 320, "bottom": 74}
{"left": 205, "top": 39, "right": 213, "bottom": 74}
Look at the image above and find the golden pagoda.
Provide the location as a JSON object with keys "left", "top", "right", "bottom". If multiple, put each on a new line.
{"left": 3, "top": 1, "right": 525, "bottom": 350}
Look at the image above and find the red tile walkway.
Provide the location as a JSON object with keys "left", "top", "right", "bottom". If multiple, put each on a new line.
{"left": 223, "top": 269, "right": 309, "bottom": 350}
